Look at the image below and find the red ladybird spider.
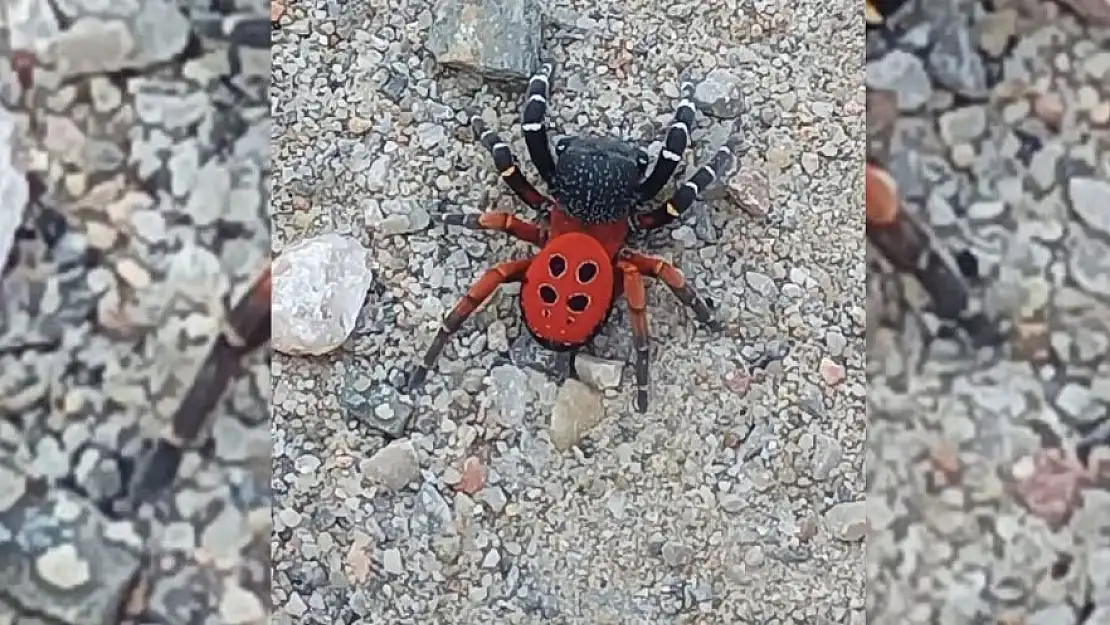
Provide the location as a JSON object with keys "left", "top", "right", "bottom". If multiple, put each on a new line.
{"left": 408, "top": 64, "right": 734, "bottom": 411}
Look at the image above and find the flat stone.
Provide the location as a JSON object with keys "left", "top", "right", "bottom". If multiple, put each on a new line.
{"left": 938, "top": 105, "right": 987, "bottom": 145}
{"left": 487, "top": 364, "right": 533, "bottom": 427}
{"left": 361, "top": 440, "right": 420, "bottom": 491}
{"left": 218, "top": 583, "right": 266, "bottom": 625}
{"left": 365, "top": 198, "right": 431, "bottom": 236}
{"left": 0, "top": 459, "right": 142, "bottom": 625}
{"left": 426, "top": 0, "right": 542, "bottom": 82}
{"left": 1069, "top": 233, "right": 1110, "bottom": 296}
{"left": 1069, "top": 177, "right": 1110, "bottom": 236}
{"left": 824, "top": 500, "right": 868, "bottom": 542}
{"left": 573, "top": 353, "right": 624, "bottom": 391}
{"left": 866, "top": 50, "right": 932, "bottom": 112}
{"left": 273, "top": 232, "right": 375, "bottom": 355}
{"left": 1056, "top": 0, "right": 1110, "bottom": 27}
{"left": 381, "top": 548, "right": 404, "bottom": 575}
{"left": 927, "top": 17, "right": 988, "bottom": 98}
{"left": 693, "top": 69, "right": 745, "bottom": 118}
{"left": 34, "top": 1, "right": 192, "bottom": 77}
{"left": 549, "top": 378, "right": 604, "bottom": 451}
{"left": 341, "top": 366, "right": 414, "bottom": 436}
{"left": 0, "top": 108, "right": 28, "bottom": 272}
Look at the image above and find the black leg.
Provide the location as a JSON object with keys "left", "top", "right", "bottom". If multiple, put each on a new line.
{"left": 638, "top": 83, "right": 696, "bottom": 201}
{"left": 522, "top": 63, "right": 557, "bottom": 186}
{"left": 472, "top": 117, "right": 552, "bottom": 213}
{"left": 634, "top": 146, "right": 732, "bottom": 231}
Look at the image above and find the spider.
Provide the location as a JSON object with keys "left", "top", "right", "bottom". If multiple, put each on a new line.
{"left": 408, "top": 64, "right": 734, "bottom": 411}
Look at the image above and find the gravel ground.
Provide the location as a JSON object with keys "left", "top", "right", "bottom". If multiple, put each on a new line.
{"left": 271, "top": 0, "right": 866, "bottom": 622}
{"left": 0, "top": 1, "right": 270, "bottom": 624}
{"left": 867, "top": 0, "right": 1110, "bottom": 623}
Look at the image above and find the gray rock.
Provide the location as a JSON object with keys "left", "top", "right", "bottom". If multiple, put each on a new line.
{"left": 360, "top": 440, "right": 420, "bottom": 491}
{"left": 824, "top": 500, "right": 867, "bottom": 542}
{"left": 381, "top": 548, "right": 404, "bottom": 575}
{"left": 0, "top": 108, "right": 28, "bottom": 271}
{"left": 1069, "top": 177, "right": 1110, "bottom": 236}
{"left": 1054, "top": 0, "right": 1110, "bottom": 26}
{"left": 1028, "top": 605, "right": 1077, "bottom": 625}
{"left": 510, "top": 331, "right": 574, "bottom": 379}
{"left": 7, "top": 0, "right": 63, "bottom": 50}
{"left": 272, "top": 232, "right": 375, "bottom": 355}
{"left": 1069, "top": 233, "right": 1110, "bottom": 296}
{"left": 342, "top": 366, "right": 415, "bottom": 436}
{"left": 937, "top": 105, "right": 988, "bottom": 145}
{"left": 549, "top": 379, "right": 604, "bottom": 451}
{"left": 40, "top": 2, "right": 192, "bottom": 77}
{"left": 0, "top": 459, "right": 142, "bottom": 625}
{"left": 426, "top": 0, "right": 542, "bottom": 82}
{"left": 866, "top": 50, "right": 932, "bottom": 112}
{"left": 927, "top": 17, "right": 988, "bottom": 99}
{"left": 573, "top": 353, "right": 624, "bottom": 391}
{"left": 488, "top": 364, "right": 533, "bottom": 427}
{"left": 693, "top": 69, "right": 745, "bottom": 118}
{"left": 365, "top": 198, "right": 432, "bottom": 236}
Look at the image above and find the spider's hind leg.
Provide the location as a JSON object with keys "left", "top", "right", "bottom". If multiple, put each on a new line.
{"left": 472, "top": 117, "right": 552, "bottom": 213}
{"left": 622, "top": 250, "right": 719, "bottom": 330}
{"left": 635, "top": 145, "right": 733, "bottom": 231}
{"left": 439, "top": 211, "right": 548, "bottom": 246}
{"left": 616, "top": 259, "right": 652, "bottom": 413}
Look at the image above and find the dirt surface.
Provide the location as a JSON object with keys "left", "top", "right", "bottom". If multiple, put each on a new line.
{"left": 866, "top": 0, "right": 1110, "bottom": 622}
{"left": 0, "top": 1, "right": 271, "bottom": 624}
{"left": 270, "top": 0, "right": 867, "bottom": 622}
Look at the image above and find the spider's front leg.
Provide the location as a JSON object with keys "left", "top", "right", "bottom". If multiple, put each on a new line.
{"left": 408, "top": 259, "right": 532, "bottom": 389}
{"left": 638, "top": 83, "right": 697, "bottom": 202}
{"left": 522, "top": 63, "right": 557, "bottom": 186}
{"left": 635, "top": 145, "right": 733, "bottom": 231}
{"left": 617, "top": 259, "right": 652, "bottom": 412}
{"left": 472, "top": 117, "right": 552, "bottom": 213}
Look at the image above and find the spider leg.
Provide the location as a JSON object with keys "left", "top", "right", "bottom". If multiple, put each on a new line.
{"left": 621, "top": 251, "right": 718, "bottom": 329}
{"left": 522, "top": 63, "right": 557, "bottom": 186}
{"left": 617, "top": 259, "right": 651, "bottom": 412}
{"left": 866, "top": 163, "right": 970, "bottom": 319}
{"left": 441, "top": 211, "right": 548, "bottom": 246}
{"left": 131, "top": 263, "right": 272, "bottom": 501}
{"left": 634, "top": 145, "right": 732, "bottom": 231}
{"left": 409, "top": 259, "right": 532, "bottom": 389}
{"left": 638, "top": 83, "right": 696, "bottom": 201}
{"left": 866, "top": 163, "right": 1005, "bottom": 346}
{"left": 472, "top": 117, "right": 552, "bottom": 212}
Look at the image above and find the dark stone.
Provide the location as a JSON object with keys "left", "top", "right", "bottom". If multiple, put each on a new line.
{"left": 425, "top": 0, "right": 542, "bottom": 83}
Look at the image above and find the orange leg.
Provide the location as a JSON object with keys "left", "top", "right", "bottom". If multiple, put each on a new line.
{"left": 865, "top": 162, "right": 899, "bottom": 226}
{"left": 617, "top": 260, "right": 651, "bottom": 412}
{"left": 621, "top": 251, "right": 717, "bottom": 328}
{"left": 409, "top": 258, "right": 532, "bottom": 388}
{"left": 441, "top": 211, "right": 547, "bottom": 246}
